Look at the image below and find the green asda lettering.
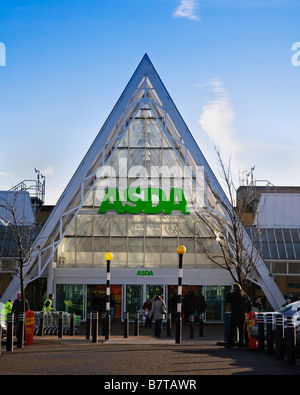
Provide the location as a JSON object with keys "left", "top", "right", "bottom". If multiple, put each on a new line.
{"left": 137, "top": 270, "right": 153, "bottom": 276}
{"left": 98, "top": 187, "right": 190, "bottom": 214}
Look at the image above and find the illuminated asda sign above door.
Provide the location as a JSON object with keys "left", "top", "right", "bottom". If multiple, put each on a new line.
{"left": 98, "top": 187, "right": 190, "bottom": 214}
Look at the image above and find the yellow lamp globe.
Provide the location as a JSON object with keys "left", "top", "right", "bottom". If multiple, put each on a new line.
{"left": 105, "top": 252, "right": 113, "bottom": 261}
{"left": 176, "top": 245, "right": 186, "bottom": 255}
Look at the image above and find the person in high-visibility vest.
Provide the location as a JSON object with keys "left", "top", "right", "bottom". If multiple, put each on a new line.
{"left": 43, "top": 293, "right": 55, "bottom": 312}
{"left": 1, "top": 300, "right": 12, "bottom": 321}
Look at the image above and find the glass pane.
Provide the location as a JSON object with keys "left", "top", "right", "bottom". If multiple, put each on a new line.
{"left": 128, "top": 237, "right": 144, "bottom": 252}
{"left": 294, "top": 243, "right": 300, "bottom": 259}
{"left": 207, "top": 286, "right": 231, "bottom": 322}
{"left": 146, "top": 285, "right": 164, "bottom": 301}
{"left": 269, "top": 243, "right": 278, "bottom": 259}
{"left": 94, "top": 216, "right": 110, "bottom": 236}
{"left": 93, "top": 252, "right": 106, "bottom": 267}
{"left": 267, "top": 229, "right": 275, "bottom": 243}
{"left": 76, "top": 252, "right": 93, "bottom": 267}
{"left": 178, "top": 237, "right": 195, "bottom": 254}
{"left": 277, "top": 243, "right": 286, "bottom": 259}
{"left": 129, "top": 148, "right": 145, "bottom": 168}
{"left": 111, "top": 216, "right": 127, "bottom": 236}
{"left": 94, "top": 237, "right": 110, "bottom": 252}
{"left": 275, "top": 229, "right": 284, "bottom": 243}
{"left": 145, "top": 237, "right": 161, "bottom": 252}
{"left": 145, "top": 149, "right": 161, "bottom": 172}
{"left": 162, "top": 238, "right": 178, "bottom": 253}
{"left": 110, "top": 252, "right": 127, "bottom": 267}
{"left": 77, "top": 215, "right": 93, "bottom": 236}
{"left": 76, "top": 237, "right": 92, "bottom": 252}
{"left": 291, "top": 229, "right": 300, "bottom": 243}
{"left": 128, "top": 252, "right": 144, "bottom": 267}
{"left": 145, "top": 238, "right": 161, "bottom": 267}
{"left": 283, "top": 229, "right": 292, "bottom": 243}
{"left": 58, "top": 238, "right": 75, "bottom": 267}
{"left": 56, "top": 284, "right": 84, "bottom": 318}
{"left": 126, "top": 285, "right": 143, "bottom": 320}
{"left": 128, "top": 215, "right": 145, "bottom": 236}
{"left": 286, "top": 243, "right": 295, "bottom": 259}
{"left": 162, "top": 216, "right": 178, "bottom": 237}
{"left": 111, "top": 237, "right": 127, "bottom": 252}
{"left": 146, "top": 215, "right": 161, "bottom": 236}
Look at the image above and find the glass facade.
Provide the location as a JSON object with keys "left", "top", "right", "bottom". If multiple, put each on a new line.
{"left": 54, "top": 76, "right": 227, "bottom": 321}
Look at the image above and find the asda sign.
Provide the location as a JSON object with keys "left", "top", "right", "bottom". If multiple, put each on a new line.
{"left": 137, "top": 270, "right": 153, "bottom": 276}
{"left": 98, "top": 187, "right": 190, "bottom": 214}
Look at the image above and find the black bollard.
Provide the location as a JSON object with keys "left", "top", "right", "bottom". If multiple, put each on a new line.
{"left": 266, "top": 313, "right": 274, "bottom": 355}
{"left": 105, "top": 311, "right": 110, "bottom": 340}
{"left": 58, "top": 312, "right": 63, "bottom": 339}
{"left": 38, "top": 311, "right": 44, "bottom": 336}
{"left": 86, "top": 312, "right": 91, "bottom": 340}
{"left": 287, "top": 316, "right": 296, "bottom": 366}
{"left": 102, "top": 313, "right": 106, "bottom": 336}
{"left": 6, "top": 313, "right": 14, "bottom": 352}
{"left": 257, "top": 313, "right": 265, "bottom": 351}
{"left": 275, "top": 314, "right": 284, "bottom": 360}
{"left": 199, "top": 313, "right": 204, "bottom": 337}
{"left": 167, "top": 313, "right": 171, "bottom": 337}
{"left": 70, "top": 312, "right": 75, "bottom": 336}
{"left": 92, "top": 311, "right": 98, "bottom": 343}
{"left": 189, "top": 314, "right": 194, "bottom": 339}
{"left": 124, "top": 312, "right": 129, "bottom": 338}
{"left": 17, "top": 312, "right": 25, "bottom": 348}
{"left": 175, "top": 313, "right": 182, "bottom": 344}
{"left": 134, "top": 312, "right": 139, "bottom": 336}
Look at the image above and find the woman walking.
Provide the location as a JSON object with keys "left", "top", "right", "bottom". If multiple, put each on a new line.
{"left": 150, "top": 295, "right": 166, "bottom": 337}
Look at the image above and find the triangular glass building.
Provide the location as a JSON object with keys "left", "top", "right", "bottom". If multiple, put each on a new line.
{"left": 2, "top": 54, "right": 285, "bottom": 320}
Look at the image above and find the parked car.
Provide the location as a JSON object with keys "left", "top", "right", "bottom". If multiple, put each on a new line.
{"left": 250, "top": 301, "right": 300, "bottom": 341}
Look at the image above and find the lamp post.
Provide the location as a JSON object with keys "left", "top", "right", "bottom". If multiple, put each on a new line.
{"left": 105, "top": 252, "right": 113, "bottom": 340}
{"left": 176, "top": 245, "right": 186, "bottom": 343}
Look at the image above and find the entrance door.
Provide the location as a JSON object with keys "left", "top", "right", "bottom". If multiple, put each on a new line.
{"left": 146, "top": 285, "right": 164, "bottom": 302}
{"left": 206, "top": 285, "right": 231, "bottom": 321}
{"left": 126, "top": 285, "right": 143, "bottom": 320}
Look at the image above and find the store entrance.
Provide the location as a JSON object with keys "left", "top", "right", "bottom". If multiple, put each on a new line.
{"left": 87, "top": 285, "right": 122, "bottom": 321}
{"left": 125, "top": 284, "right": 164, "bottom": 321}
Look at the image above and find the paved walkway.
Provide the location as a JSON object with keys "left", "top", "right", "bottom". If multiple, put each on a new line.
{"left": 1, "top": 322, "right": 299, "bottom": 376}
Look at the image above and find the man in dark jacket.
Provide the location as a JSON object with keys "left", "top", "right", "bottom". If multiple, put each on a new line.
{"left": 226, "top": 283, "right": 252, "bottom": 348}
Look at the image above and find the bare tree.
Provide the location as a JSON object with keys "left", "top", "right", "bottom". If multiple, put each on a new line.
{"left": 0, "top": 192, "right": 39, "bottom": 312}
{"left": 188, "top": 147, "right": 263, "bottom": 288}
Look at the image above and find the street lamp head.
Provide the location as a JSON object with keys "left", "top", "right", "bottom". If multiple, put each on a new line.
{"left": 176, "top": 245, "right": 186, "bottom": 255}
{"left": 105, "top": 252, "right": 113, "bottom": 261}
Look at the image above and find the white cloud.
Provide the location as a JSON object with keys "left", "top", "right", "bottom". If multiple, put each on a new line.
{"left": 198, "top": 79, "right": 242, "bottom": 172}
{"left": 173, "top": 0, "right": 199, "bottom": 20}
{"left": 41, "top": 166, "right": 55, "bottom": 176}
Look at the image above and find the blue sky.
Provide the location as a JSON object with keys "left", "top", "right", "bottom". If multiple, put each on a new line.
{"left": 0, "top": 0, "right": 299, "bottom": 204}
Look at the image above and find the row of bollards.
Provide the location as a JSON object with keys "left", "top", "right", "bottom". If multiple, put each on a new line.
{"left": 257, "top": 313, "right": 297, "bottom": 366}
{"left": 85, "top": 311, "right": 203, "bottom": 343}
{"left": 3, "top": 311, "right": 77, "bottom": 352}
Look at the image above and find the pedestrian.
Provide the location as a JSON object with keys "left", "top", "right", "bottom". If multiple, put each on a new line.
{"left": 143, "top": 299, "right": 152, "bottom": 327}
{"left": 150, "top": 295, "right": 166, "bottom": 337}
{"left": 196, "top": 294, "right": 206, "bottom": 322}
{"left": 254, "top": 297, "right": 263, "bottom": 312}
{"left": 1, "top": 299, "right": 12, "bottom": 322}
{"left": 226, "top": 283, "right": 252, "bottom": 348}
{"left": 43, "top": 293, "right": 55, "bottom": 312}
{"left": 12, "top": 292, "right": 30, "bottom": 318}
{"left": 12, "top": 292, "right": 30, "bottom": 341}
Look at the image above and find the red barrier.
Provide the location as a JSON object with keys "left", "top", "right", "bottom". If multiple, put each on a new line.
{"left": 25, "top": 310, "right": 35, "bottom": 346}
{"left": 248, "top": 312, "right": 258, "bottom": 349}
